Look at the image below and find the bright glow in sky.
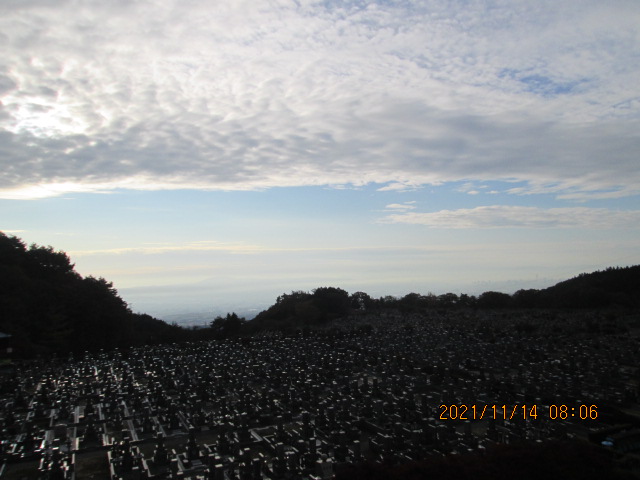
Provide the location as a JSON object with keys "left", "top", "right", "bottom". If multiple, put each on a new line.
{"left": 1, "top": 0, "right": 639, "bottom": 317}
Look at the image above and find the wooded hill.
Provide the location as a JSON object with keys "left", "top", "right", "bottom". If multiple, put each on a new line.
{"left": 0, "top": 232, "right": 186, "bottom": 356}
{"left": 1, "top": 232, "right": 638, "bottom": 356}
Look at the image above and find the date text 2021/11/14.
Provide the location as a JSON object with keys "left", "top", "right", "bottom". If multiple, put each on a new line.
{"left": 438, "top": 404, "right": 598, "bottom": 421}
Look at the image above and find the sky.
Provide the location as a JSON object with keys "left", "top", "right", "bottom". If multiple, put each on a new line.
{"left": 1, "top": 0, "right": 639, "bottom": 319}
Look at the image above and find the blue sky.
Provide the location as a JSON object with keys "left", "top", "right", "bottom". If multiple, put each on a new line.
{"left": 1, "top": 0, "right": 639, "bottom": 318}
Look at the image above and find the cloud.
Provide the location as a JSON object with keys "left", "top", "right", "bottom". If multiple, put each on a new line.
{"left": 380, "top": 206, "right": 640, "bottom": 229}
{"left": 0, "top": 1, "right": 639, "bottom": 199}
{"left": 71, "top": 239, "right": 492, "bottom": 259}
{"left": 69, "top": 241, "right": 440, "bottom": 257}
{"left": 377, "top": 182, "right": 425, "bottom": 192}
{"left": 69, "top": 241, "right": 266, "bottom": 257}
{"left": 384, "top": 202, "right": 416, "bottom": 211}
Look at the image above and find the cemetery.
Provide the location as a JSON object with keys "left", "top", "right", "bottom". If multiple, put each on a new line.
{"left": 0, "top": 310, "right": 639, "bottom": 479}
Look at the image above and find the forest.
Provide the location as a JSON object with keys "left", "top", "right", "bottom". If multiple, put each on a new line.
{"left": 1, "top": 231, "right": 639, "bottom": 357}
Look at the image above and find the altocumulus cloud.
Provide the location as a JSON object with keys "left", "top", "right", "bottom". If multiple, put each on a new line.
{"left": 381, "top": 206, "right": 640, "bottom": 229}
{"left": 0, "top": 0, "right": 639, "bottom": 199}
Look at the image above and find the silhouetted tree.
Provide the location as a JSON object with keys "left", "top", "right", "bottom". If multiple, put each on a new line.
{"left": 210, "top": 313, "right": 246, "bottom": 339}
{"left": 513, "top": 289, "right": 541, "bottom": 308}
{"left": 477, "top": 291, "right": 512, "bottom": 309}
{"left": 312, "top": 287, "right": 350, "bottom": 317}
{"left": 457, "top": 293, "right": 477, "bottom": 308}
{"left": 437, "top": 292, "right": 459, "bottom": 308}
{"left": 0, "top": 231, "right": 187, "bottom": 355}
{"left": 350, "top": 291, "right": 374, "bottom": 311}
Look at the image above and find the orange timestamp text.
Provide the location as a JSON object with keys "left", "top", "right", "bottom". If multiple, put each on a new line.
{"left": 439, "top": 404, "right": 598, "bottom": 421}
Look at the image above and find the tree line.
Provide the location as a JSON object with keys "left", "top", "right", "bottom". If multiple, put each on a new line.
{"left": 0, "top": 232, "right": 187, "bottom": 356}
{"left": 1, "top": 232, "right": 638, "bottom": 356}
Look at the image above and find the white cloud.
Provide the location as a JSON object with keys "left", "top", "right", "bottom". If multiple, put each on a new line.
{"left": 377, "top": 182, "right": 424, "bottom": 192}
{"left": 380, "top": 206, "right": 640, "bottom": 229}
{"left": 70, "top": 240, "right": 458, "bottom": 257}
{"left": 384, "top": 202, "right": 416, "bottom": 211}
{"left": 0, "top": 1, "right": 639, "bottom": 199}
{"left": 69, "top": 241, "right": 265, "bottom": 257}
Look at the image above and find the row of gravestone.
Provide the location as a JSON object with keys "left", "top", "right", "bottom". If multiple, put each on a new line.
{"left": 0, "top": 310, "right": 638, "bottom": 478}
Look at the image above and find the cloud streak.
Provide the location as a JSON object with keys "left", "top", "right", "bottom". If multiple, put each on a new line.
{"left": 69, "top": 240, "right": 482, "bottom": 257}
{"left": 381, "top": 206, "right": 640, "bottom": 229}
{"left": 384, "top": 202, "right": 416, "bottom": 211}
{"left": 1, "top": 1, "right": 639, "bottom": 199}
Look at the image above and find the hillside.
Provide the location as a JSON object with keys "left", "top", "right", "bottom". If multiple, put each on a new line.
{"left": 539, "top": 266, "right": 640, "bottom": 308}
{"left": 251, "top": 266, "right": 640, "bottom": 331}
{"left": 0, "top": 232, "right": 185, "bottom": 356}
